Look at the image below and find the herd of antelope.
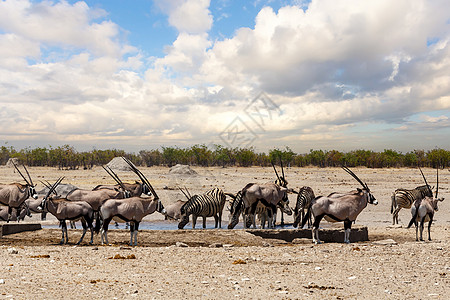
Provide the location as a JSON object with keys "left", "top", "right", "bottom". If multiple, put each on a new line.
{"left": 0, "top": 158, "right": 445, "bottom": 246}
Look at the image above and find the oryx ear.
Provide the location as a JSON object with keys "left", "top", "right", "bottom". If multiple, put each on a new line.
{"left": 287, "top": 188, "right": 297, "bottom": 194}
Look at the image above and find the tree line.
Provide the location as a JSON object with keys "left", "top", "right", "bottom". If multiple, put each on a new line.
{"left": 0, "top": 144, "right": 448, "bottom": 169}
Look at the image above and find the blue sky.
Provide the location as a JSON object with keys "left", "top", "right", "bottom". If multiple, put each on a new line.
{"left": 0, "top": 0, "right": 449, "bottom": 153}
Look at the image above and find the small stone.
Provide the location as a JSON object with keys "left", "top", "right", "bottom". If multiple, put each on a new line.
{"left": 176, "top": 242, "right": 189, "bottom": 247}
{"left": 209, "top": 243, "right": 223, "bottom": 248}
{"left": 223, "top": 244, "right": 234, "bottom": 248}
{"left": 7, "top": 248, "right": 18, "bottom": 255}
{"left": 348, "top": 276, "right": 357, "bottom": 280}
{"left": 315, "top": 267, "right": 322, "bottom": 271}
{"left": 372, "top": 239, "right": 398, "bottom": 246}
{"left": 0, "top": 279, "right": 5, "bottom": 284}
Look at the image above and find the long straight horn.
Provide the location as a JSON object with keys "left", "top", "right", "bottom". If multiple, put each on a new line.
{"left": 45, "top": 177, "right": 64, "bottom": 199}
{"left": 184, "top": 186, "right": 192, "bottom": 199}
{"left": 342, "top": 166, "right": 368, "bottom": 190}
{"left": 271, "top": 162, "right": 281, "bottom": 182}
{"left": 122, "top": 157, "right": 159, "bottom": 199}
{"left": 12, "top": 161, "right": 30, "bottom": 185}
{"left": 178, "top": 186, "right": 191, "bottom": 201}
{"left": 103, "top": 165, "right": 127, "bottom": 192}
{"left": 280, "top": 157, "right": 285, "bottom": 180}
{"left": 418, "top": 166, "right": 432, "bottom": 195}
{"left": 23, "top": 165, "right": 34, "bottom": 186}
{"left": 435, "top": 167, "right": 439, "bottom": 199}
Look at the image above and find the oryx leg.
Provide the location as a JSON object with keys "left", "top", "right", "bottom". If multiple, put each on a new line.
{"left": 133, "top": 222, "right": 139, "bottom": 246}
{"left": 344, "top": 220, "right": 352, "bottom": 244}
{"left": 427, "top": 214, "right": 433, "bottom": 241}
{"left": 129, "top": 222, "right": 135, "bottom": 246}
{"left": 419, "top": 216, "right": 425, "bottom": 241}
{"left": 312, "top": 214, "right": 324, "bottom": 244}
{"left": 60, "top": 220, "right": 68, "bottom": 244}
{"left": 414, "top": 220, "right": 419, "bottom": 241}
{"left": 7, "top": 207, "right": 12, "bottom": 223}
{"left": 101, "top": 217, "right": 112, "bottom": 245}
{"left": 76, "top": 218, "right": 88, "bottom": 245}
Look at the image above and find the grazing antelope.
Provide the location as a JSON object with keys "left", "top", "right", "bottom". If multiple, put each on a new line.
{"left": 227, "top": 183, "right": 292, "bottom": 229}
{"left": 178, "top": 187, "right": 227, "bottom": 229}
{"left": 293, "top": 186, "right": 315, "bottom": 228}
{"left": 272, "top": 160, "right": 289, "bottom": 226}
{"left": 0, "top": 162, "right": 38, "bottom": 222}
{"left": 407, "top": 168, "right": 444, "bottom": 241}
{"left": 100, "top": 180, "right": 165, "bottom": 246}
{"left": 302, "top": 167, "right": 378, "bottom": 244}
{"left": 391, "top": 167, "right": 433, "bottom": 225}
{"left": 38, "top": 178, "right": 95, "bottom": 245}
{"left": 164, "top": 200, "right": 186, "bottom": 220}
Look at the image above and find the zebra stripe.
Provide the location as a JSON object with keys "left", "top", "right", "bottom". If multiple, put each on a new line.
{"left": 391, "top": 185, "right": 432, "bottom": 225}
{"left": 293, "top": 186, "right": 315, "bottom": 228}
{"left": 178, "top": 188, "right": 226, "bottom": 229}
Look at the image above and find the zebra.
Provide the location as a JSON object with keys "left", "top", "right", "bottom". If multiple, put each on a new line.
{"left": 178, "top": 187, "right": 226, "bottom": 229}
{"left": 391, "top": 185, "right": 432, "bottom": 225}
{"left": 293, "top": 186, "right": 315, "bottom": 228}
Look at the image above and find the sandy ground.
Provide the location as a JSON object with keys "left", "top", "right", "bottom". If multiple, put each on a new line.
{"left": 0, "top": 166, "right": 449, "bottom": 299}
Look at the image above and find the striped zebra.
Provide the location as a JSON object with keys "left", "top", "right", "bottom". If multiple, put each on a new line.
{"left": 293, "top": 186, "right": 315, "bottom": 228}
{"left": 178, "top": 187, "right": 226, "bottom": 229}
{"left": 391, "top": 185, "right": 432, "bottom": 225}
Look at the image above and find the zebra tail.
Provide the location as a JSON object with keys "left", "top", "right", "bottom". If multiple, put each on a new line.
{"left": 390, "top": 194, "right": 395, "bottom": 214}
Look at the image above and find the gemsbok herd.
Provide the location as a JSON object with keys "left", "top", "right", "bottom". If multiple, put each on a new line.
{"left": 0, "top": 158, "right": 445, "bottom": 246}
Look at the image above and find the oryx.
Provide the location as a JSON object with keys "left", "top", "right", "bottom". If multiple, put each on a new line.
{"left": 302, "top": 166, "right": 378, "bottom": 244}
{"left": 0, "top": 162, "right": 37, "bottom": 222}
{"left": 37, "top": 177, "right": 95, "bottom": 245}
{"left": 227, "top": 182, "right": 292, "bottom": 229}
{"left": 100, "top": 178, "right": 165, "bottom": 246}
{"left": 407, "top": 168, "right": 445, "bottom": 241}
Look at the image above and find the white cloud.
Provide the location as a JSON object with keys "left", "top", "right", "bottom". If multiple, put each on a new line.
{"left": 0, "top": 0, "right": 449, "bottom": 152}
{"left": 154, "top": 0, "right": 213, "bottom": 34}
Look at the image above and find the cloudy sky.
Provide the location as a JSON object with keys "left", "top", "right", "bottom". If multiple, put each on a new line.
{"left": 0, "top": 0, "right": 449, "bottom": 153}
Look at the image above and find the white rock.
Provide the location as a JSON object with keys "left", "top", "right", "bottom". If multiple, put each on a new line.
{"left": 0, "top": 279, "right": 5, "bottom": 284}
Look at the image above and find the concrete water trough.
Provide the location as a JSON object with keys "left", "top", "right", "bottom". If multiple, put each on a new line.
{"left": 246, "top": 225, "right": 369, "bottom": 243}
{"left": 0, "top": 223, "right": 42, "bottom": 237}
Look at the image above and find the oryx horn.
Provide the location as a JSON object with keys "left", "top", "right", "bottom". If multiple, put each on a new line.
{"left": 44, "top": 177, "right": 64, "bottom": 200}
{"left": 12, "top": 161, "right": 31, "bottom": 186}
{"left": 418, "top": 166, "right": 433, "bottom": 196}
{"left": 102, "top": 165, "right": 127, "bottom": 192}
{"left": 178, "top": 186, "right": 191, "bottom": 201}
{"left": 271, "top": 162, "right": 281, "bottom": 182}
{"left": 435, "top": 167, "right": 439, "bottom": 199}
{"left": 342, "top": 166, "right": 369, "bottom": 190}
{"left": 122, "top": 156, "right": 159, "bottom": 199}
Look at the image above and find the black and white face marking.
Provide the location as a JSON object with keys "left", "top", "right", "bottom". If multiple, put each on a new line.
{"left": 29, "top": 186, "right": 38, "bottom": 199}
{"left": 142, "top": 184, "right": 152, "bottom": 196}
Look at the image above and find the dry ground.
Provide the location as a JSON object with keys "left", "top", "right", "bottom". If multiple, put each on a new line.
{"left": 1, "top": 166, "right": 449, "bottom": 299}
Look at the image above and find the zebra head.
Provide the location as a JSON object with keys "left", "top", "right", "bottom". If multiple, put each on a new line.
{"left": 227, "top": 191, "right": 243, "bottom": 229}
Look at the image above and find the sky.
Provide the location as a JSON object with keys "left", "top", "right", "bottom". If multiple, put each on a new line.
{"left": 0, "top": 0, "right": 449, "bottom": 154}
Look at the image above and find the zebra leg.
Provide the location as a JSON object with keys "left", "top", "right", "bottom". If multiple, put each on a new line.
{"left": 192, "top": 215, "right": 197, "bottom": 229}
{"left": 392, "top": 207, "right": 401, "bottom": 225}
{"left": 214, "top": 214, "right": 219, "bottom": 228}
{"left": 203, "top": 216, "right": 207, "bottom": 229}
{"left": 77, "top": 218, "right": 87, "bottom": 245}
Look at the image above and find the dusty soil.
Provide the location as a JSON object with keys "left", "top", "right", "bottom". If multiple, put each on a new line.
{"left": 1, "top": 166, "right": 449, "bottom": 299}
